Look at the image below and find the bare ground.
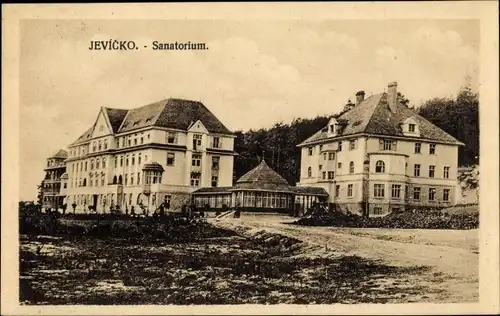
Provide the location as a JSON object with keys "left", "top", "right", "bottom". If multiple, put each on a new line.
{"left": 19, "top": 214, "right": 478, "bottom": 305}
{"left": 210, "top": 213, "right": 479, "bottom": 303}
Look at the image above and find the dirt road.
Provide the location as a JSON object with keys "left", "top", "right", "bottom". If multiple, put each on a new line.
{"left": 210, "top": 213, "right": 479, "bottom": 302}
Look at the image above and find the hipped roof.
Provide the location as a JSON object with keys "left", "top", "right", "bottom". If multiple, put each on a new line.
{"left": 233, "top": 160, "right": 292, "bottom": 193}
{"left": 299, "top": 92, "right": 463, "bottom": 146}
{"left": 72, "top": 98, "right": 232, "bottom": 145}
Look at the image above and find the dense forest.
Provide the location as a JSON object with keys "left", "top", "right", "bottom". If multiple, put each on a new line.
{"left": 232, "top": 84, "right": 479, "bottom": 185}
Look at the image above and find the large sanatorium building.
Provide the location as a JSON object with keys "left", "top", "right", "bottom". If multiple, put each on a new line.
{"left": 40, "top": 81, "right": 463, "bottom": 217}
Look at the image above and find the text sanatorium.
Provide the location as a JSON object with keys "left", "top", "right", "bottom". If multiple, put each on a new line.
{"left": 88, "top": 40, "right": 208, "bottom": 51}
{"left": 152, "top": 41, "right": 208, "bottom": 50}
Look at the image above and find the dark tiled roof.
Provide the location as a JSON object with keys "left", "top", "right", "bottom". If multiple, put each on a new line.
{"left": 233, "top": 160, "right": 292, "bottom": 193}
{"left": 50, "top": 149, "right": 68, "bottom": 159}
{"left": 119, "top": 98, "right": 233, "bottom": 135}
{"left": 71, "top": 127, "right": 93, "bottom": 145}
{"left": 105, "top": 108, "right": 129, "bottom": 133}
{"left": 192, "top": 187, "right": 233, "bottom": 194}
{"left": 143, "top": 162, "right": 164, "bottom": 171}
{"left": 71, "top": 98, "right": 233, "bottom": 145}
{"left": 154, "top": 98, "right": 232, "bottom": 135}
{"left": 237, "top": 160, "right": 289, "bottom": 185}
{"left": 292, "top": 186, "right": 329, "bottom": 196}
{"left": 299, "top": 92, "right": 462, "bottom": 146}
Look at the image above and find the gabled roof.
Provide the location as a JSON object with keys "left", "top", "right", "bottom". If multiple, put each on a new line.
{"left": 71, "top": 98, "right": 232, "bottom": 145}
{"left": 298, "top": 92, "right": 463, "bottom": 146}
{"left": 49, "top": 149, "right": 68, "bottom": 159}
{"left": 105, "top": 108, "right": 129, "bottom": 133}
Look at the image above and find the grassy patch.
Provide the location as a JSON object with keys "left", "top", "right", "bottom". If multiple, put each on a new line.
{"left": 20, "top": 230, "right": 438, "bottom": 305}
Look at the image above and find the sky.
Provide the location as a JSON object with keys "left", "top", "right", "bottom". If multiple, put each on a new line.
{"left": 19, "top": 19, "right": 479, "bottom": 201}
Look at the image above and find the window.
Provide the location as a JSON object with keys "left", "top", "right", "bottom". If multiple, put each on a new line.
{"left": 212, "top": 137, "right": 221, "bottom": 148}
{"left": 166, "top": 132, "right": 177, "bottom": 144}
{"left": 443, "top": 166, "right": 450, "bottom": 179}
{"left": 319, "top": 145, "right": 323, "bottom": 152}
{"left": 138, "top": 153, "right": 142, "bottom": 165}
{"left": 96, "top": 159, "right": 100, "bottom": 169}
{"left": 414, "top": 164, "right": 421, "bottom": 177}
{"left": 192, "top": 154, "right": 201, "bottom": 167}
{"left": 102, "top": 158, "right": 106, "bottom": 168}
{"left": 120, "top": 156, "right": 123, "bottom": 167}
{"left": 335, "top": 185, "right": 340, "bottom": 197}
{"left": 125, "top": 174, "right": 128, "bottom": 186}
{"left": 380, "top": 139, "right": 397, "bottom": 151}
{"left": 338, "top": 162, "right": 342, "bottom": 169}
{"left": 347, "top": 184, "right": 353, "bottom": 197}
{"left": 323, "top": 153, "right": 327, "bottom": 160}
{"left": 338, "top": 141, "right": 342, "bottom": 151}
{"left": 375, "top": 160, "right": 385, "bottom": 173}
{"left": 308, "top": 147, "right": 313, "bottom": 156}
{"left": 92, "top": 142, "right": 96, "bottom": 152}
{"left": 137, "top": 173, "right": 141, "bottom": 185}
{"left": 307, "top": 167, "right": 312, "bottom": 178}
{"left": 104, "top": 139, "right": 108, "bottom": 150}
{"left": 190, "top": 173, "right": 201, "bottom": 187}
{"left": 322, "top": 171, "right": 326, "bottom": 180}
{"left": 193, "top": 134, "right": 202, "bottom": 150}
{"left": 429, "top": 144, "right": 436, "bottom": 155}
{"left": 101, "top": 175, "right": 105, "bottom": 186}
{"left": 414, "top": 142, "right": 421, "bottom": 154}
{"left": 85, "top": 161, "right": 88, "bottom": 171}
{"left": 328, "top": 152, "right": 335, "bottom": 160}
{"left": 328, "top": 171, "right": 334, "bottom": 180}
{"left": 125, "top": 155, "right": 129, "bottom": 166}
{"left": 391, "top": 184, "right": 401, "bottom": 199}
{"left": 130, "top": 174, "right": 134, "bottom": 185}
{"left": 443, "top": 189, "right": 450, "bottom": 201}
{"left": 131, "top": 155, "right": 135, "bottom": 166}
{"left": 167, "top": 153, "right": 175, "bottom": 166}
{"left": 329, "top": 124, "right": 335, "bottom": 133}
{"left": 98, "top": 140, "right": 102, "bottom": 151}
{"left": 134, "top": 138, "right": 137, "bottom": 145}
{"left": 141, "top": 136, "right": 144, "bottom": 144}
{"left": 349, "top": 161, "right": 354, "bottom": 174}
{"left": 429, "top": 165, "right": 435, "bottom": 178}
{"left": 211, "top": 176, "right": 218, "bottom": 187}
{"left": 429, "top": 188, "right": 436, "bottom": 201}
{"left": 114, "top": 157, "right": 117, "bottom": 168}
{"left": 374, "top": 184, "right": 385, "bottom": 198}
{"left": 372, "top": 207, "right": 384, "bottom": 215}
{"left": 409, "top": 124, "right": 416, "bottom": 132}
{"left": 319, "top": 165, "right": 323, "bottom": 171}
{"left": 349, "top": 140, "right": 356, "bottom": 150}
{"left": 212, "top": 156, "right": 220, "bottom": 169}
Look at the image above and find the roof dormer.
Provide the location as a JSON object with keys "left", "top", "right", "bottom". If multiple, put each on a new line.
{"left": 401, "top": 117, "right": 420, "bottom": 137}
{"left": 327, "top": 117, "right": 339, "bottom": 137}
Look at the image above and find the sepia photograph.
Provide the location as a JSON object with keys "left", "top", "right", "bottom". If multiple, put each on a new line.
{"left": 2, "top": 2, "right": 499, "bottom": 315}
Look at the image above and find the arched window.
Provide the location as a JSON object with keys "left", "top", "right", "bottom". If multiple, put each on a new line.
{"left": 96, "top": 158, "right": 100, "bottom": 169}
{"left": 102, "top": 158, "right": 106, "bottom": 168}
{"left": 113, "top": 175, "right": 117, "bottom": 184}
{"left": 118, "top": 175, "right": 123, "bottom": 184}
{"left": 307, "top": 167, "right": 312, "bottom": 178}
{"left": 349, "top": 161, "right": 354, "bottom": 174}
{"left": 83, "top": 178, "right": 87, "bottom": 186}
{"left": 375, "top": 160, "right": 385, "bottom": 173}
{"left": 104, "top": 139, "right": 108, "bottom": 150}
{"left": 90, "top": 159, "right": 94, "bottom": 170}
{"left": 114, "top": 157, "right": 118, "bottom": 168}
{"left": 98, "top": 140, "right": 102, "bottom": 151}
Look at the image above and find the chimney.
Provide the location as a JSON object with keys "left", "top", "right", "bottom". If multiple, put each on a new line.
{"left": 387, "top": 81, "right": 398, "bottom": 113}
{"left": 355, "top": 90, "right": 365, "bottom": 105}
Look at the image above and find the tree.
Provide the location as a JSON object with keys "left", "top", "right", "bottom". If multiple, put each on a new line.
{"left": 397, "top": 92, "right": 411, "bottom": 107}
{"left": 418, "top": 82, "right": 479, "bottom": 166}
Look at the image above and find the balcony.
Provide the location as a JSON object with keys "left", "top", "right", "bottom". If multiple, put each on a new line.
{"left": 143, "top": 184, "right": 151, "bottom": 195}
